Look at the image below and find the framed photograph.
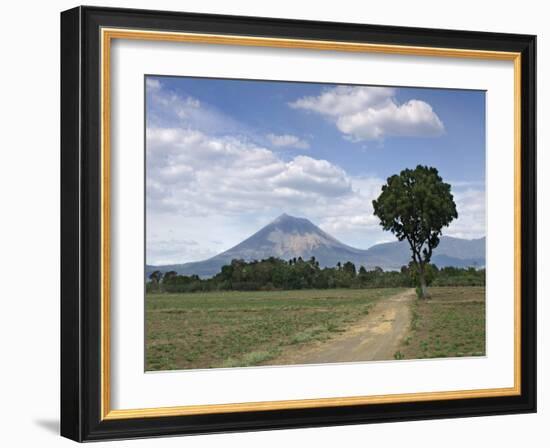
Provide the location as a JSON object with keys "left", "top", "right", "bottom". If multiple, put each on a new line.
{"left": 60, "top": 6, "right": 536, "bottom": 441}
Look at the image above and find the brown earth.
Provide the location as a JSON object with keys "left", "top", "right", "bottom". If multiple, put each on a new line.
{"left": 266, "top": 289, "right": 415, "bottom": 365}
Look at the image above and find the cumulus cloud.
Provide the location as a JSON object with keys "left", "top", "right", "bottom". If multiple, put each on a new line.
{"left": 266, "top": 133, "right": 310, "bottom": 149}
{"left": 313, "top": 176, "right": 387, "bottom": 247}
{"left": 146, "top": 78, "right": 161, "bottom": 91}
{"left": 290, "top": 86, "right": 395, "bottom": 117}
{"left": 289, "top": 86, "right": 444, "bottom": 142}
{"left": 272, "top": 156, "right": 351, "bottom": 196}
{"left": 146, "top": 127, "right": 352, "bottom": 217}
{"left": 446, "top": 186, "right": 486, "bottom": 240}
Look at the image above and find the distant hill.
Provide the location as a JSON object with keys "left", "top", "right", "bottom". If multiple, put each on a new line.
{"left": 146, "top": 214, "right": 485, "bottom": 278}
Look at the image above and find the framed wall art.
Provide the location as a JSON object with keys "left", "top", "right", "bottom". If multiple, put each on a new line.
{"left": 60, "top": 6, "right": 536, "bottom": 441}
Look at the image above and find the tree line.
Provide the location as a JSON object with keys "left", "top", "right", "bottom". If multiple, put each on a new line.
{"left": 147, "top": 256, "right": 485, "bottom": 294}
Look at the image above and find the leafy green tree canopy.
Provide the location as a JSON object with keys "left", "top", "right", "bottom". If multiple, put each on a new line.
{"left": 372, "top": 165, "right": 457, "bottom": 298}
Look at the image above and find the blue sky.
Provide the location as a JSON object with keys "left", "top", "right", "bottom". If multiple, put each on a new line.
{"left": 146, "top": 76, "right": 486, "bottom": 265}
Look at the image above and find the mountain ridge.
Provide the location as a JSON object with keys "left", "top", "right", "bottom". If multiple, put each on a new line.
{"left": 147, "top": 214, "right": 485, "bottom": 278}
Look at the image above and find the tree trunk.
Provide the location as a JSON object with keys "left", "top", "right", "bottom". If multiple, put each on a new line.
{"left": 418, "top": 263, "right": 430, "bottom": 299}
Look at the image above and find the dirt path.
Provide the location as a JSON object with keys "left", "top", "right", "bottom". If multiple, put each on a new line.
{"left": 271, "top": 289, "right": 415, "bottom": 365}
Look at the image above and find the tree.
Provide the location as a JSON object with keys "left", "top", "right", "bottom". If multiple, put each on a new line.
{"left": 163, "top": 270, "right": 178, "bottom": 283}
{"left": 343, "top": 261, "right": 356, "bottom": 277}
{"left": 149, "top": 270, "right": 163, "bottom": 289}
{"left": 309, "top": 256, "right": 319, "bottom": 268}
{"left": 372, "top": 165, "right": 457, "bottom": 298}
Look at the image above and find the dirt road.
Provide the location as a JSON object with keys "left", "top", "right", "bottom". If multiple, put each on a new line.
{"left": 272, "top": 289, "right": 415, "bottom": 365}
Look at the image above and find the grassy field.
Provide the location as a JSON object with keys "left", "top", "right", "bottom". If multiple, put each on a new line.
{"left": 397, "top": 286, "right": 486, "bottom": 360}
{"left": 145, "top": 288, "right": 402, "bottom": 371}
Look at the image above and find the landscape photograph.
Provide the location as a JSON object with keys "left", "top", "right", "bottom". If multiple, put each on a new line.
{"left": 145, "top": 75, "right": 486, "bottom": 371}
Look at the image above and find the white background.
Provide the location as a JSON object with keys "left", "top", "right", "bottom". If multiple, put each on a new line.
{"left": 0, "top": 0, "right": 546, "bottom": 446}
{"left": 111, "top": 40, "right": 515, "bottom": 409}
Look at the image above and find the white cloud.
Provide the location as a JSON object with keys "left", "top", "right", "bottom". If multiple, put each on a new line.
{"left": 446, "top": 187, "right": 486, "bottom": 240}
{"left": 290, "top": 86, "right": 395, "bottom": 117}
{"left": 313, "top": 176, "right": 387, "bottom": 247}
{"left": 272, "top": 156, "right": 351, "bottom": 196}
{"left": 266, "top": 133, "right": 310, "bottom": 149}
{"left": 337, "top": 100, "right": 444, "bottom": 141}
{"left": 146, "top": 78, "right": 161, "bottom": 91}
{"left": 146, "top": 127, "right": 352, "bottom": 217}
{"left": 289, "top": 86, "right": 444, "bottom": 142}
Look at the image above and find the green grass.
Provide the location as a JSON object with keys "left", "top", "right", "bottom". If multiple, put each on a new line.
{"left": 146, "top": 288, "right": 403, "bottom": 371}
{"left": 400, "top": 286, "right": 485, "bottom": 359}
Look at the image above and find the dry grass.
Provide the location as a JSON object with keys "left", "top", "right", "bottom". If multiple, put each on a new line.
{"left": 399, "top": 286, "right": 485, "bottom": 359}
{"left": 146, "top": 288, "right": 402, "bottom": 371}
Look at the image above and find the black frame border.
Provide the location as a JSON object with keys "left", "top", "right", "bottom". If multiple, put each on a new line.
{"left": 61, "top": 6, "right": 536, "bottom": 442}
